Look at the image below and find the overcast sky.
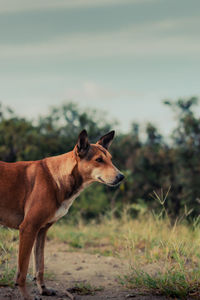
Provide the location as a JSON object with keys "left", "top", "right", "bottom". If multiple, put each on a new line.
{"left": 0, "top": 0, "right": 200, "bottom": 136}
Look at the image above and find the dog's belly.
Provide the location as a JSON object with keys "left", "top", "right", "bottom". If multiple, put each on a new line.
{"left": 50, "top": 192, "right": 81, "bottom": 222}
{"left": 0, "top": 209, "right": 24, "bottom": 229}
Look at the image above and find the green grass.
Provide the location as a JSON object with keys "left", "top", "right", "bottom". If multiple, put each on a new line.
{"left": 119, "top": 267, "right": 200, "bottom": 299}
{"left": 47, "top": 220, "right": 116, "bottom": 255}
{"left": 67, "top": 282, "right": 103, "bottom": 295}
{"left": 0, "top": 227, "right": 18, "bottom": 286}
{"left": 0, "top": 265, "right": 16, "bottom": 287}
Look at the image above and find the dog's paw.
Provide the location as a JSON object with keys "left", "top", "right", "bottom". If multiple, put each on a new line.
{"left": 66, "top": 290, "right": 75, "bottom": 300}
{"left": 41, "top": 287, "right": 56, "bottom": 296}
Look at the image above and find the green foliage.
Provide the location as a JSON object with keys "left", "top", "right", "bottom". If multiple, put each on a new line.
{"left": 0, "top": 98, "right": 200, "bottom": 218}
{"left": 71, "top": 184, "right": 108, "bottom": 218}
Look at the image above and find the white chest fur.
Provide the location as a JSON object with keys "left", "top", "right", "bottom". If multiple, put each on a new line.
{"left": 50, "top": 191, "right": 81, "bottom": 222}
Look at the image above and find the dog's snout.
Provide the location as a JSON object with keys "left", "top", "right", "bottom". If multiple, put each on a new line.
{"left": 98, "top": 172, "right": 124, "bottom": 187}
{"left": 110, "top": 173, "right": 124, "bottom": 186}
{"left": 116, "top": 173, "right": 124, "bottom": 182}
{"left": 111, "top": 173, "right": 124, "bottom": 186}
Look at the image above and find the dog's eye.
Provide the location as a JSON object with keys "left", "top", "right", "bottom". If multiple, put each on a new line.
{"left": 96, "top": 157, "right": 103, "bottom": 163}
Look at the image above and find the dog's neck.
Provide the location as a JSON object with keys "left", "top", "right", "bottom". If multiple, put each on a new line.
{"left": 45, "top": 151, "right": 76, "bottom": 188}
{"left": 44, "top": 151, "right": 90, "bottom": 201}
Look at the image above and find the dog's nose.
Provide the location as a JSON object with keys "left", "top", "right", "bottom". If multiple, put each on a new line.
{"left": 116, "top": 173, "right": 124, "bottom": 182}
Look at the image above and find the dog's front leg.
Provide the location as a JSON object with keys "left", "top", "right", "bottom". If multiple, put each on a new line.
{"left": 33, "top": 223, "right": 56, "bottom": 296}
{"left": 16, "top": 221, "right": 40, "bottom": 300}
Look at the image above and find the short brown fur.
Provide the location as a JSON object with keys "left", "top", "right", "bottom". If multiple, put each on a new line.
{"left": 0, "top": 130, "right": 124, "bottom": 300}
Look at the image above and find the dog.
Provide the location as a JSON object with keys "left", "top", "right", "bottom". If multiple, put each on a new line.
{"left": 0, "top": 129, "right": 124, "bottom": 300}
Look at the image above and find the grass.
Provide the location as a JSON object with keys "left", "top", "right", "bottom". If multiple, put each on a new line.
{"left": 0, "top": 227, "right": 18, "bottom": 287}
{"left": 119, "top": 267, "right": 200, "bottom": 299}
{"left": 67, "top": 282, "right": 103, "bottom": 295}
{"left": 0, "top": 265, "right": 16, "bottom": 287}
{"left": 0, "top": 198, "right": 200, "bottom": 298}
{"left": 47, "top": 219, "right": 117, "bottom": 255}
{"left": 47, "top": 199, "right": 200, "bottom": 299}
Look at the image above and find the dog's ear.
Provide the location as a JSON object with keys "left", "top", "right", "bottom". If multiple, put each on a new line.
{"left": 96, "top": 130, "right": 115, "bottom": 150}
{"left": 76, "top": 129, "right": 90, "bottom": 158}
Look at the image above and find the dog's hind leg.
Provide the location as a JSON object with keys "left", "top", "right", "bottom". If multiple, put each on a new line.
{"left": 33, "top": 223, "right": 56, "bottom": 296}
{"left": 16, "top": 220, "right": 40, "bottom": 300}
{"left": 33, "top": 223, "right": 75, "bottom": 300}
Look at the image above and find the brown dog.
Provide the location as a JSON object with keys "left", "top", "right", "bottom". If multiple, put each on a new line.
{"left": 0, "top": 130, "right": 124, "bottom": 300}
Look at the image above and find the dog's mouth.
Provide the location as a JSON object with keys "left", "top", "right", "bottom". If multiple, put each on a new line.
{"left": 97, "top": 177, "right": 119, "bottom": 187}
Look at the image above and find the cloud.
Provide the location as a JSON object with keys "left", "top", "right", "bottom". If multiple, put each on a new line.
{"left": 0, "top": 17, "right": 199, "bottom": 60}
{"left": 64, "top": 81, "right": 146, "bottom": 102}
{"left": 66, "top": 82, "right": 117, "bottom": 101}
{"left": 61, "top": 81, "right": 177, "bottom": 136}
{"left": 0, "top": 0, "right": 154, "bottom": 14}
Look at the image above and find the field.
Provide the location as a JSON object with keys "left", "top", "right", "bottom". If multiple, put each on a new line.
{"left": 0, "top": 207, "right": 200, "bottom": 300}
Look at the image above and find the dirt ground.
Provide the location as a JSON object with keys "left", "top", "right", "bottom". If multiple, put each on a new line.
{"left": 0, "top": 241, "right": 167, "bottom": 300}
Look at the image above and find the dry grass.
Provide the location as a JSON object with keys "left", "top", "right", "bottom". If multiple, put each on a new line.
{"left": 48, "top": 208, "right": 200, "bottom": 298}
{"left": 0, "top": 205, "right": 200, "bottom": 298}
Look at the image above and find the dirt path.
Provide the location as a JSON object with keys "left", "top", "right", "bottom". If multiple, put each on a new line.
{"left": 0, "top": 241, "right": 167, "bottom": 300}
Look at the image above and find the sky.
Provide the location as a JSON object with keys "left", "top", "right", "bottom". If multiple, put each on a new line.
{"left": 0, "top": 0, "right": 200, "bottom": 136}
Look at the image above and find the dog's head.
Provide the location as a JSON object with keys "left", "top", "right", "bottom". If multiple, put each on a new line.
{"left": 74, "top": 130, "right": 124, "bottom": 186}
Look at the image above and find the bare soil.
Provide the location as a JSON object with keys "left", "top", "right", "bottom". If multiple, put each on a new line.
{"left": 0, "top": 241, "right": 167, "bottom": 300}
